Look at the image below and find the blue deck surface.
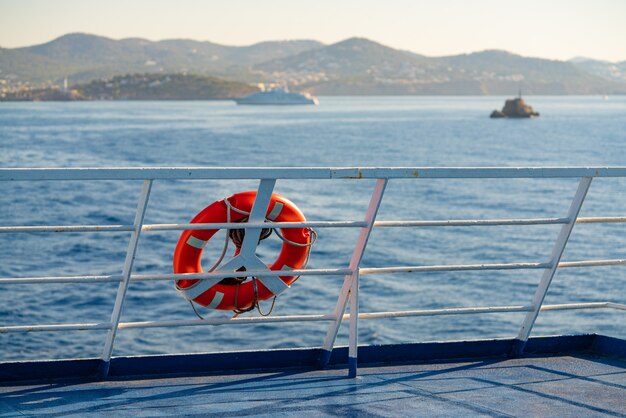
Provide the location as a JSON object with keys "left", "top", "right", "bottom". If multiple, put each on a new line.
{"left": 1, "top": 335, "right": 625, "bottom": 417}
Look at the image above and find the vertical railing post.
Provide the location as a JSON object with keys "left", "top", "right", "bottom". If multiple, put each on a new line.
{"left": 348, "top": 270, "right": 360, "bottom": 377}
{"left": 511, "top": 176, "right": 592, "bottom": 356}
{"left": 237, "top": 179, "right": 276, "bottom": 262}
{"left": 319, "top": 178, "right": 388, "bottom": 377}
{"left": 213, "top": 179, "right": 289, "bottom": 296}
{"left": 98, "top": 179, "right": 152, "bottom": 378}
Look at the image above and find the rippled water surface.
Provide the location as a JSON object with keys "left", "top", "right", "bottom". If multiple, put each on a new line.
{"left": 1, "top": 96, "right": 625, "bottom": 360}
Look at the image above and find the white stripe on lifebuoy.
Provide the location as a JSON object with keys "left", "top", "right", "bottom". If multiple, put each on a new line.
{"left": 186, "top": 235, "right": 207, "bottom": 249}
{"left": 176, "top": 277, "right": 223, "bottom": 300}
{"left": 267, "top": 202, "right": 283, "bottom": 221}
{"left": 206, "top": 291, "right": 224, "bottom": 309}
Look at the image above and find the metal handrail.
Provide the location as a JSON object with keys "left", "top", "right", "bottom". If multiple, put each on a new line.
{"left": 2, "top": 258, "right": 625, "bottom": 285}
{"left": 0, "top": 268, "right": 353, "bottom": 285}
{"left": 1, "top": 166, "right": 625, "bottom": 378}
{"left": 2, "top": 216, "right": 625, "bottom": 234}
{"left": 4, "top": 302, "right": 625, "bottom": 334}
{"left": 3, "top": 166, "right": 626, "bottom": 180}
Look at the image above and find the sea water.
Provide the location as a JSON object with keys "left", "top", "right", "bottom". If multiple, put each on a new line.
{"left": 1, "top": 96, "right": 625, "bottom": 360}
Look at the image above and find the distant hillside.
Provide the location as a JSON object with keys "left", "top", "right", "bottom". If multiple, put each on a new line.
{"left": 256, "top": 38, "right": 432, "bottom": 77}
{"left": 0, "top": 73, "right": 258, "bottom": 101}
{"left": 0, "top": 33, "right": 323, "bottom": 84}
{"left": 568, "top": 57, "right": 626, "bottom": 84}
{"left": 437, "top": 50, "right": 620, "bottom": 94}
{"left": 256, "top": 39, "right": 625, "bottom": 95}
{"left": 2, "top": 33, "right": 625, "bottom": 95}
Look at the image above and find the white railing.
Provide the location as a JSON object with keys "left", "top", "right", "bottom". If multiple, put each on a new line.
{"left": 1, "top": 167, "right": 626, "bottom": 378}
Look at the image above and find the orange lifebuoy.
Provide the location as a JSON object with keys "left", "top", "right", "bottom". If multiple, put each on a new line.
{"left": 173, "top": 191, "right": 312, "bottom": 311}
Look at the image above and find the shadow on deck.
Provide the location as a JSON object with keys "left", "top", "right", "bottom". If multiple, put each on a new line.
{"left": 1, "top": 335, "right": 625, "bottom": 417}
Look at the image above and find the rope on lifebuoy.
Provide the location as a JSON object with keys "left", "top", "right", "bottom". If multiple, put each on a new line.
{"left": 224, "top": 198, "right": 318, "bottom": 248}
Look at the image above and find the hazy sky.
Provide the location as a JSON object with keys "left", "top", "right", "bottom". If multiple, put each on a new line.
{"left": 1, "top": 0, "right": 625, "bottom": 61}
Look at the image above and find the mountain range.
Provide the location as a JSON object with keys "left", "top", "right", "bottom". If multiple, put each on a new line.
{"left": 1, "top": 33, "right": 625, "bottom": 95}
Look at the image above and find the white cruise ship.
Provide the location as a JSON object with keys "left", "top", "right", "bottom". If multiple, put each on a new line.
{"left": 234, "top": 87, "right": 319, "bottom": 105}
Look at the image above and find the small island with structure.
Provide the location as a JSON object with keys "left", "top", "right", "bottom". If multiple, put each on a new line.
{"left": 490, "top": 91, "right": 539, "bottom": 118}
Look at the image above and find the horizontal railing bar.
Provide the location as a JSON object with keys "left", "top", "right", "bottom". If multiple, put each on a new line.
{"left": 0, "top": 221, "right": 366, "bottom": 234}
{"left": 373, "top": 216, "right": 626, "bottom": 228}
{"left": 559, "top": 259, "right": 626, "bottom": 268}
{"left": 0, "top": 323, "right": 113, "bottom": 333}
{"left": 540, "top": 302, "right": 610, "bottom": 311}
{"left": 118, "top": 314, "right": 337, "bottom": 329}
{"left": 6, "top": 215, "right": 625, "bottom": 236}
{"left": 360, "top": 262, "right": 551, "bottom": 275}
{"left": 3, "top": 166, "right": 626, "bottom": 181}
{"left": 0, "top": 167, "right": 334, "bottom": 181}
{"left": 361, "top": 257, "right": 626, "bottom": 275}
{"left": 0, "top": 225, "right": 135, "bottom": 233}
{"left": 2, "top": 216, "right": 624, "bottom": 235}
{"left": 577, "top": 216, "right": 626, "bottom": 224}
{"left": 142, "top": 221, "right": 367, "bottom": 231}
{"left": 131, "top": 268, "right": 353, "bottom": 281}
{"left": 3, "top": 302, "right": 621, "bottom": 334}
{"left": 342, "top": 167, "right": 626, "bottom": 179}
{"left": 0, "top": 275, "right": 124, "bottom": 285}
{"left": 0, "top": 268, "right": 352, "bottom": 285}
{"left": 344, "top": 305, "right": 533, "bottom": 319}
{"left": 4, "top": 257, "right": 625, "bottom": 285}
{"left": 341, "top": 302, "right": 622, "bottom": 320}
{"left": 375, "top": 218, "right": 570, "bottom": 227}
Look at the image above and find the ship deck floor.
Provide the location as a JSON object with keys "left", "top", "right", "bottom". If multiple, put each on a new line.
{"left": 2, "top": 353, "right": 625, "bottom": 417}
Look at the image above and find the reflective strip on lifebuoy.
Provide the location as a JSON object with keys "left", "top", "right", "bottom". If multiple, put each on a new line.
{"left": 266, "top": 202, "right": 283, "bottom": 220}
{"left": 186, "top": 236, "right": 207, "bottom": 249}
{"left": 206, "top": 291, "right": 224, "bottom": 309}
{"left": 173, "top": 191, "right": 311, "bottom": 311}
